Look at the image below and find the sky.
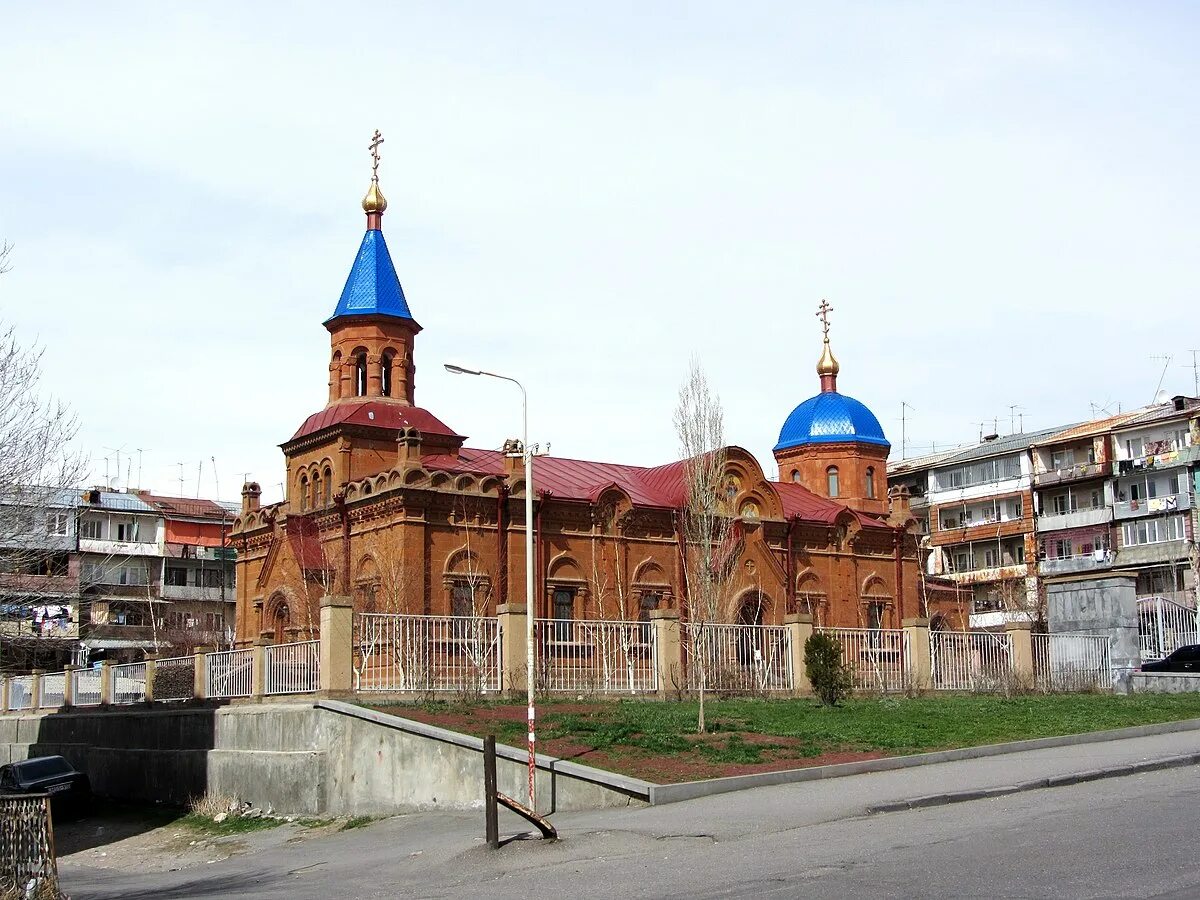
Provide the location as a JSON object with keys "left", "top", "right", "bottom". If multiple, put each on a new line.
{"left": 1, "top": 2, "right": 1197, "bottom": 504}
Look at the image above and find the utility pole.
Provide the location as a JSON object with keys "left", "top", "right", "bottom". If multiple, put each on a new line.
{"left": 1184, "top": 350, "right": 1200, "bottom": 398}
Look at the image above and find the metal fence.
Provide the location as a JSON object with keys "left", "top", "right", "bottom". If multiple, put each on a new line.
{"left": 357, "top": 614, "right": 502, "bottom": 694}
{"left": 534, "top": 619, "right": 658, "bottom": 694}
{"left": 109, "top": 662, "right": 148, "bottom": 704}
{"left": 73, "top": 669, "right": 101, "bottom": 707}
{"left": 7, "top": 676, "right": 33, "bottom": 711}
{"left": 683, "top": 622, "right": 793, "bottom": 694}
{"left": 154, "top": 655, "right": 196, "bottom": 701}
{"left": 39, "top": 672, "right": 65, "bottom": 708}
{"left": 1138, "top": 596, "right": 1199, "bottom": 661}
{"left": 930, "top": 630, "right": 1014, "bottom": 691}
{"left": 1033, "top": 633, "right": 1112, "bottom": 692}
{"left": 265, "top": 640, "right": 320, "bottom": 695}
{"left": 206, "top": 648, "right": 254, "bottom": 699}
{"left": 0, "top": 794, "right": 59, "bottom": 897}
{"left": 820, "top": 628, "right": 911, "bottom": 693}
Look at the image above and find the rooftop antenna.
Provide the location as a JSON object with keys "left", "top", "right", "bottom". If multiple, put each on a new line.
{"left": 195, "top": 460, "right": 203, "bottom": 499}
{"left": 1152, "top": 354, "right": 1173, "bottom": 403}
{"left": 135, "top": 449, "right": 148, "bottom": 490}
{"left": 1184, "top": 350, "right": 1200, "bottom": 398}
{"left": 901, "top": 401, "right": 915, "bottom": 460}
{"left": 1008, "top": 405, "right": 1024, "bottom": 434}
{"left": 177, "top": 462, "right": 185, "bottom": 498}
{"left": 211, "top": 456, "right": 220, "bottom": 503}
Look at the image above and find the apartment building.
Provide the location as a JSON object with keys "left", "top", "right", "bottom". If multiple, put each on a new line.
{"left": 889, "top": 395, "right": 1200, "bottom": 629}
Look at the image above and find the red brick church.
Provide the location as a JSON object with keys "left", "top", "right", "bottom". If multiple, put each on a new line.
{"left": 230, "top": 147, "right": 949, "bottom": 645}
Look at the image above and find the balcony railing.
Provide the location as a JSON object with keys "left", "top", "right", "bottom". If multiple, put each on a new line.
{"left": 1113, "top": 492, "right": 1191, "bottom": 521}
{"left": 1032, "top": 460, "right": 1110, "bottom": 487}
{"left": 78, "top": 538, "right": 161, "bottom": 557}
{"left": 159, "top": 584, "right": 232, "bottom": 602}
{"left": 943, "top": 563, "right": 1028, "bottom": 585}
{"left": 1035, "top": 507, "right": 1111, "bottom": 532}
{"left": 1038, "top": 552, "right": 1113, "bottom": 577}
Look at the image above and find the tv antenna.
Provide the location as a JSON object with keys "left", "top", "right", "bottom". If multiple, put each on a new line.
{"left": 1008, "top": 405, "right": 1024, "bottom": 434}
{"left": 1183, "top": 350, "right": 1200, "bottom": 398}
{"left": 900, "top": 402, "right": 915, "bottom": 460}
{"left": 1152, "top": 354, "right": 1173, "bottom": 403}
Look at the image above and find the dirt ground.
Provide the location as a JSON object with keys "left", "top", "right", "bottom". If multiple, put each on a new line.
{"left": 54, "top": 804, "right": 354, "bottom": 874}
{"left": 389, "top": 703, "right": 887, "bottom": 783}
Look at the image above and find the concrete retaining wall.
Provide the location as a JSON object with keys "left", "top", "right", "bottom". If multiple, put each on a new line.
{"left": 1131, "top": 672, "right": 1200, "bottom": 693}
{"left": 0, "top": 701, "right": 649, "bottom": 816}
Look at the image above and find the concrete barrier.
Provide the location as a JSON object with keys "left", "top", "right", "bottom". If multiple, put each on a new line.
{"left": 1131, "top": 671, "right": 1200, "bottom": 693}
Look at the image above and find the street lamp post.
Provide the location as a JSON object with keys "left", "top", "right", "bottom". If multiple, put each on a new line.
{"left": 444, "top": 363, "right": 538, "bottom": 809}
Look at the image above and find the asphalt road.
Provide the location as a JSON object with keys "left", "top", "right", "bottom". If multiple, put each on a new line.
{"left": 62, "top": 762, "right": 1200, "bottom": 899}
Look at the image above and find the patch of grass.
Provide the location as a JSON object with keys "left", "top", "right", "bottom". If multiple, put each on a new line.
{"left": 179, "top": 812, "right": 281, "bottom": 837}
{"left": 340, "top": 815, "right": 378, "bottom": 831}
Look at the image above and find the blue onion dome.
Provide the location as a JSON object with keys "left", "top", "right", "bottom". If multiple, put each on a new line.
{"left": 775, "top": 391, "right": 890, "bottom": 451}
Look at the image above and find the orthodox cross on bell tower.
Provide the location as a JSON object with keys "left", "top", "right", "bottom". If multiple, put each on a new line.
{"left": 368, "top": 129, "right": 385, "bottom": 181}
{"left": 816, "top": 298, "right": 834, "bottom": 342}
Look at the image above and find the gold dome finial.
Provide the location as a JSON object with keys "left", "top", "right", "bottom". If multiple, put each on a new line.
{"left": 815, "top": 299, "right": 839, "bottom": 390}
{"left": 362, "top": 130, "right": 388, "bottom": 221}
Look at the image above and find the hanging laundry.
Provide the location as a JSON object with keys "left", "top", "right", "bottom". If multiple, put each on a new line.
{"left": 1165, "top": 495, "right": 1178, "bottom": 510}
{"left": 1148, "top": 497, "right": 1165, "bottom": 512}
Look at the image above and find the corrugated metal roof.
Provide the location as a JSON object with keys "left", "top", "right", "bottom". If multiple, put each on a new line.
{"left": 290, "top": 403, "right": 461, "bottom": 443}
{"left": 138, "top": 493, "right": 232, "bottom": 521}
{"left": 1030, "top": 410, "right": 1145, "bottom": 446}
{"left": 324, "top": 228, "right": 414, "bottom": 323}
{"left": 928, "top": 425, "right": 1068, "bottom": 469}
{"left": 887, "top": 448, "right": 965, "bottom": 477}
{"left": 82, "top": 491, "right": 159, "bottom": 514}
{"left": 1111, "top": 397, "right": 1200, "bottom": 431}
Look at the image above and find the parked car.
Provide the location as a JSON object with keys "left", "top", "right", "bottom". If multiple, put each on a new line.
{"left": 1141, "top": 644, "right": 1200, "bottom": 673}
{"left": 0, "top": 755, "right": 91, "bottom": 814}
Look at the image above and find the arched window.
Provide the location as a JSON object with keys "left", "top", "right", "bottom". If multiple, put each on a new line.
{"left": 790, "top": 470, "right": 800, "bottom": 483}
{"left": 380, "top": 351, "right": 394, "bottom": 397}
{"left": 866, "top": 467, "right": 876, "bottom": 499}
{"left": 323, "top": 467, "right": 333, "bottom": 506}
{"left": 299, "top": 475, "right": 309, "bottom": 511}
{"left": 826, "top": 466, "right": 839, "bottom": 498}
{"left": 355, "top": 353, "right": 368, "bottom": 397}
{"left": 313, "top": 471, "right": 322, "bottom": 509}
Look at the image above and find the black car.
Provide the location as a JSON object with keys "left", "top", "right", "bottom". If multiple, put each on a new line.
{"left": 1141, "top": 644, "right": 1200, "bottom": 673}
{"left": 0, "top": 755, "right": 91, "bottom": 813}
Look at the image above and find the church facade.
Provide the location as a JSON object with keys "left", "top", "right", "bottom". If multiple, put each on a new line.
{"left": 230, "top": 155, "right": 948, "bottom": 646}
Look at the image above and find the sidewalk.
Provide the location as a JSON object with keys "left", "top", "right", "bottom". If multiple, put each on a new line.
{"left": 59, "top": 728, "right": 1200, "bottom": 900}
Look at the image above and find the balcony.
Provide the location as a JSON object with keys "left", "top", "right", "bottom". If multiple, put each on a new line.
{"left": 1039, "top": 552, "right": 1113, "bottom": 577}
{"left": 930, "top": 517, "right": 1029, "bottom": 547}
{"left": 1036, "top": 507, "right": 1111, "bottom": 533}
{"left": 1113, "top": 492, "right": 1191, "bottom": 521}
{"left": 79, "top": 538, "right": 161, "bottom": 558}
{"left": 1033, "top": 460, "right": 1111, "bottom": 488}
{"left": 968, "top": 610, "right": 1036, "bottom": 630}
{"left": 1115, "top": 541, "right": 1192, "bottom": 568}
{"left": 160, "top": 584, "right": 232, "bottom": 603}
{"left": 943, "top": 563, "right": 1028, "bottom": 586}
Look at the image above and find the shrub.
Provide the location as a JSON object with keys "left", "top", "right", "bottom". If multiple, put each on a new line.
{"left": 804, "top": 633, "right": 853, "bottom": 706}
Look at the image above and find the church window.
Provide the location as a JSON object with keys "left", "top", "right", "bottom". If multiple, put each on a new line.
{"left": 313, "top": 472, "right": 322, "bottom": 509}
{"left": 638, "top": 590, "right": 663, "bottom": 643}
{"left": 790, "top": 470, "right": 800, "bottom": 483}
{"left": 323, "top": 468, "right": 333, "bottom": 506}
{"left": 826, "top": 466, "right": 839, "bottom": 498}
{"left": 354, "top": 353, "right": 368, "bottom": 397}
{"left": 865, "top": 467, "right": 876, "bottom": 499}
{"left": 551, "top": 587, "right": 575, "bottom": 641}
{"left": 381, "top": 351, "right": 394, "bottom": 397}
{"left": 867, "top": 602, "right": 885, "bottom": 630}
{"left": 299, "top": 475, "right": 309, "bottom": 511}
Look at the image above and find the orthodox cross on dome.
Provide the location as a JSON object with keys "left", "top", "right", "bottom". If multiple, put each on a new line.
{"left": 368, "top": 129, "right": 385, "bottom": 182}
{"left": 816, "top": 299, "right": 833, "bottom": 342}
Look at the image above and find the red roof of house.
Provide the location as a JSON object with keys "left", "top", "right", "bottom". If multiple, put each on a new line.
{"left": 137, "top": 493, "right": 233, "bottom": 521}
{"left": 290, "top": 403, "right": 461, "bottom": 442}
{"left": 420, "top": 447, "right": 892, "bottom": 528}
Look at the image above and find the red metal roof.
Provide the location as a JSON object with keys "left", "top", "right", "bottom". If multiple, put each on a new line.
{"left": 290, "top": 403, "right": 461, "bottom": 442}
{"left": 421, "top": 447, "right": 891, "bottom": 528}
{"left": 137, "top": 493, "right": 231, "bottom": 521}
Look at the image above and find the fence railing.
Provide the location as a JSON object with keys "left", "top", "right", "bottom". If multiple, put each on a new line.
{"left": 357, "top": 614, "right": 501, "bottom": 694}
{"left": 39, "top": 672, "right": 65, "bottom": 708}
{"left": 1138, "top": 595, "right": 1199, "bottom": 661}
{"left": 154, "top": 655, "right": 196, "bottom": 701}
{"left": 930, "top": 630, "right": 1014, "bottom": 691}
{"left": 206, "top": 648, "right": 254, "bottom": 699}
{"left": 0, "top": 794, "right": 60, "bottom": 898}
{"left": 534, "top": 619, "right": 658, "bottom": 694}
{"left": 109, "top": 662, "right": 148, "bottom": 704}
{"left": 7, "top": 676, "right": 33, "bottom": 711}
{"left": 683, "top": 622, "right": 793, "bottom": 694}
{"left": 265, "top": 641, "right": 320, "bottom": 695}
{"left": 73, "top": 669, "right": 101, "bottom": 706}
{"left": 1032, "top": 633, "right": 1112, "bottom": 692}
{"left": 820, "top": 628, "right": 910, "bottom": 693}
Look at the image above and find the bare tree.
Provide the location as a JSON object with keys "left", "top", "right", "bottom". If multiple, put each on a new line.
{"left": 673, "top": 360, "right": 734, "bottom": 733}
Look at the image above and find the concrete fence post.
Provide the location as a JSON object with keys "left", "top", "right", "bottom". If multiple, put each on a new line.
{"left": 650, "top": 609, "right": 681, "bottom": 698}
{"left": 319, "top": 595, "right": 354, "bottom": 695}
{"left": 193, "top": 651, "right": 208, "bottom": 700}
{"left": 903, "top": 618, "right": 932, "bottom": 691}
{"left": 98, "top": 662, "right": 112, "bottom": 706}
{"left": 143, "top": 654, "right": 157, "bottom": 704}
{"left": 63, "top": 664, "right": 78, "bottom": 707}
{"left": 784, "top": 614, "right": 814, "bottom": 697}
{"left": 496, "top": 603, "right": 528, "bottom": 694}
{"left": 0, "top": 676, "right": 10, "bottom": 713}
{"left": 1005, "top": 620, "right": 1034, "bottom": 688}
{"left": 251, "top": 639, "right": 268, "bottom": 699}
{"left": 30, "top": 669, "right": 45, "bottom": 709}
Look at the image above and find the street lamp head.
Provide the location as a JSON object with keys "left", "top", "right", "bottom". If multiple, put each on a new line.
{"left": 443, "top": 363, "right": 482, "bottom": 376}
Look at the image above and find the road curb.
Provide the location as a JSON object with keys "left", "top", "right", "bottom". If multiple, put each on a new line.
{"left": 867, "top": 752, "right": 1200, "bottom": 814}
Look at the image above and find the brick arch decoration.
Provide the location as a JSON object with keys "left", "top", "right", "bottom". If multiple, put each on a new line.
{"left": 263, "top": 587, "right": 301, "bottom": 642}
{"left": 795, "top": 567, "right": 827, "bottom": 617}
{"left": 631, "top": 557, "right": 673, "bottom": 614}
